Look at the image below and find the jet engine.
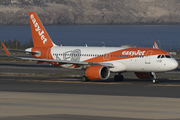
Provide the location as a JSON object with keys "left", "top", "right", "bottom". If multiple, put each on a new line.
{"left": 86, "top": 65, "right": 110, "bottom": 80}
{"left": 134, "top": 72, "right": 154, "bottom": 79}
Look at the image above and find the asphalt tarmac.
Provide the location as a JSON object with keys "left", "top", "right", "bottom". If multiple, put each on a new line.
{"left": 1, "top": 62, "right": 180, "bottom": 120}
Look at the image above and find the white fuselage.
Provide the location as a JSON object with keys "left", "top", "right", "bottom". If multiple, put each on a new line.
{"left": 48, "top": 46, "right": 178, "bottom": 73}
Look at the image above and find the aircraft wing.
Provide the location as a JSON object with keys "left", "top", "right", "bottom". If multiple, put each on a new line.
{"left": 1, "top": 42, "right": 114, "bottom": 68}
{"left": 21, "top": 57, "right": 114, "bottom": 67}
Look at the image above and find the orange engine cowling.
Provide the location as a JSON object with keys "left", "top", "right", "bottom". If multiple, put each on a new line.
{"left": 134, "top": 72, "right": 154, "bottom": 79}
{"left": 86, "top": 65, "right": 110, "bottom": 80}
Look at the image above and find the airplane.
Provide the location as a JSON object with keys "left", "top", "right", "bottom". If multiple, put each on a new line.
{"left": 153, "top": 41, "right": 159, "bottom": 49}
{"left": 1, "top": 12, "right": 178, "bottom": 83}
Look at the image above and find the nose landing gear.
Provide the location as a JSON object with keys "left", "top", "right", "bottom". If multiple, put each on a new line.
{"left": 153, "top": 79, "right": 158, "bottom": 83}
{"left": 151, "top": 72, "right": 158, "bottom": 84}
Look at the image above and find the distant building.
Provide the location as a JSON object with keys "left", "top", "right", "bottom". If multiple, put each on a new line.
{"left": 169, "top": 52, "right": 177, "bottom": 55}
{"left": 11, "top": 0, "right": 19, "bottom": 4}
{"left": 121, "top": 45, "right": 136, "bottom": 48}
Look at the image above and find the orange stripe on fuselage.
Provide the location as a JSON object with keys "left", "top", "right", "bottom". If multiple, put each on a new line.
{"left": 84, "top": 48, "right": 169, "bottom": 63}
{"left": 30, "top": 47, "right": 169, "bottom": 68}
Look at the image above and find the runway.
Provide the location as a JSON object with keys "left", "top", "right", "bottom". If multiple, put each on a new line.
{"left": 1, "top": 76, "right": 180, "bottom": 98}
{"left": 1, "top": 62, "right": 180, "bottom": 120}
{"left": 0, "top": 62, "right": 180, "bottom": 79}
{"left": 2, "top": 91, "right": 180, "bottom": 120}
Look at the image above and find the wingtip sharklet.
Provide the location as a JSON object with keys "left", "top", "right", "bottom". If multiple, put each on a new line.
{"left": 1, "top": 42, "right": 12, "bottom": 57}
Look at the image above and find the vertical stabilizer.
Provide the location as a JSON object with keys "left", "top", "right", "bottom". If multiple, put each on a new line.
{"left": 29, "top": 12, "right": 56, "bottom": 47}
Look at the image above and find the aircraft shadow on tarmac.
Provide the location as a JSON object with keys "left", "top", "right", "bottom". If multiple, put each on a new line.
{"left": 6, "top": 76, "right": 180, "bottom": 84}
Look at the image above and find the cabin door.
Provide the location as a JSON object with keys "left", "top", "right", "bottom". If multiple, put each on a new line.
{"left": 145, "top": 51, "right": 153, "bottom": 64}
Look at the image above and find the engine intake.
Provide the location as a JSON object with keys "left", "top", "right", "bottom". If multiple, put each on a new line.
{"left": 86, "top": 65, "right": 110, "bottom": 80}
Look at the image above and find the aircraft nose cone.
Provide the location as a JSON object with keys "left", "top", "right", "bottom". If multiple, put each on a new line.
{"left": 170, "top": 59, "right": 178, "bottom": 70}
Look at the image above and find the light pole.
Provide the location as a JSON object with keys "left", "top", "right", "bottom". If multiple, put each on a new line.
{"left": 158, "top": 40, "right": 161, "bottom": 49}
{"left": 102, "top": 42, "right": 106, "bottom": 47}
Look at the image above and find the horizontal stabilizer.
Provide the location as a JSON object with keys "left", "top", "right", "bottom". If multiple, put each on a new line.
{"left": 8, "top": 49, "right": 37, "bottom": 54}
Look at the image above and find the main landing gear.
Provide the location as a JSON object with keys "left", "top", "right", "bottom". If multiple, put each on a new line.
{"left": 151, "top": 72, "right": 158, "bottom": 84}
{"left": 114, "top": 73, "right": 124, "bottom": 82}
{"left": 81, "top": 75, "right": 90, "bottom": 82}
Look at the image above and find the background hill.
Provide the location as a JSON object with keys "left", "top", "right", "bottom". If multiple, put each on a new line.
{"left": 0, "top": 0, "right": 180, "bottom": 25}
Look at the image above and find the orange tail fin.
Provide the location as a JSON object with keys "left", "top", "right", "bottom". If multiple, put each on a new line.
{"left": 29, "top": 12, "right": 56, "bottom": 48}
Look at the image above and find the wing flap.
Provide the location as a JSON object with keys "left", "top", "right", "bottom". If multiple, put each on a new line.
{"left": 21, "top": 57, "right": 114, "bottom": 67}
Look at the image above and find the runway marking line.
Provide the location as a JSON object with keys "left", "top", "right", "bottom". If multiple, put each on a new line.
{"left": 17, "top": 79, "right": 131, "bottom": 84}
{"left": 0, "top": 79, "right": 15, "bottom": 81}
{"left": 143, "top": 84, "right": 180, "bottom": 87}
{"left": 150, "top": 84, "right": 180, "bottom": 87}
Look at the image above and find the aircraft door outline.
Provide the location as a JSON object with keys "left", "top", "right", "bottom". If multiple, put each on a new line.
{"left": 145, "top": 51, "right": 153, "bottom": 64}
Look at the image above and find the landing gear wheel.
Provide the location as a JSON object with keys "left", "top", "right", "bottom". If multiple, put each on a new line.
{"left": 81, "top": 76, "right": 89, "bottom": 82}
{"left": 119, "top": 75, "right": 124, "bottom": 81}
{"left": 153, "top": 79, "right": 158, "bottom": 84}
{"left": 114, "top": 75, "right": 120, "bottom": 82}
{"left": 151, "top": 72, "right": 158, "bottom": 84}
{"left": 114, "top": 75, "right": 124, "bottom": 82}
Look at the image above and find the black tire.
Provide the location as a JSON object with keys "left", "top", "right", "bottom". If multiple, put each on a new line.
{"left": 155, "top": 80, "right": 158, "bottom": 83}
{"left": 119, "top": 75, "right": 124, "bottom": 81}
{"left": 114, "top": 75, "right": 124, "bottom": 82}
{"left": 114, "top": 75, "right": 120, "bottom": 82}
{"left": 153, "top": 79, "right": 158, "bottom": 84}
{"left": 82, "top": 76, "right": 89, "bottom": 82}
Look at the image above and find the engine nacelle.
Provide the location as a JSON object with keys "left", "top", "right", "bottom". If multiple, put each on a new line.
{"left": 134, "top": 72, "right": 154, "bottom": 79}
{"left": 86, "top": 65, "right": 110, "bottom": 80}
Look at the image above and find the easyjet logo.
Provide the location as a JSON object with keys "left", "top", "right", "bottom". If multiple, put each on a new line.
{"left": 30, "top": 14, "right": 47, "bottom": 44}
{"left": 122, "top": 50, "right": 146, "bottom": 56}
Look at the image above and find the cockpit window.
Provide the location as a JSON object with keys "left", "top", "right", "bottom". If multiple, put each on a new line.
{"left": 165, "top": 55, "right": 171, "bottom": 58}
{"left": 157, "top": 55, "right": 172, "bottom": 59}
{"left": 161, "top": 55, "right": 165, "bottom": 58}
